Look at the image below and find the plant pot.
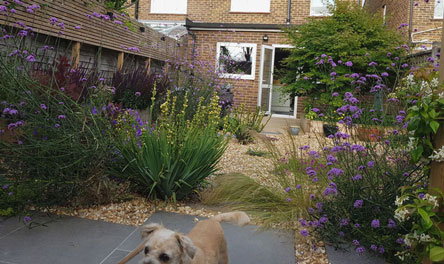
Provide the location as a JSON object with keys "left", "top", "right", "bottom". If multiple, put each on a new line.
{"left": 356, "top": 126, "right": 384, "bottom": 142}
{"left": 290, "top": 126, "right": 300, "bottom": 135}
{"left": 323, "top": 124, "right": 338, "bottom": 137}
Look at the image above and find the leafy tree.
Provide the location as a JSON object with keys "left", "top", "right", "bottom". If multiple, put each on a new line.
{"left": 280, "top": 2, "right": 406, "bottom": 100}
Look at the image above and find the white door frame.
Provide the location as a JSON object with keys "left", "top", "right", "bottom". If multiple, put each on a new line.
{"left": 257, "top": 45, "right": 275, "bottom": 115}
{"left": 258, "top": 44, "right": 298, "bottom": 119}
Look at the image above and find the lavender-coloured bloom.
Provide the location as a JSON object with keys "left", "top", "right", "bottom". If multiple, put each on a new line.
{"left": 24, "top": 216, "right": 31, "bottom": 222}
{"left": 75, "top": 25, "right": 82, "bottom": 29}
{"left": 92, "top": 106, "right": 98, "bottom": 115}
{"left": 340, "top": 218, "right": 349, "bottom": 227}
{"left": 308, "top": 207, "right": 314, "bottom": 214}
{"left": 320, "top": 216, "right": 328, "bottom": 223}
{"left": 371, "top": 219, "right": 380, "bottom": 228}
{"left": 332, "top": 92, "right": 339, "bottom": 97}
{"left": 339, "top": 231, "right": 344, "bottom": 237}
{"left": 330, "top": 72, "right": 337, "bottom": 77}
{"left": 354, "top": 199, "right": 363, "bottom": 208}
{"left": 296, "top": 184, "right": 301, "bottom": 189}
{"left": 58, "top": 114, "right": 66, "bottom": 119}
{"left": 345, "top": 61, "right": 353, "bottom": 67}
{"left": 369, "top": 61, "right": 378, "bottom": 67}
{"left": 285, "top": 187, "right": 291, "bottom": 193}
{"left": 2, "top": 184, "right": 9, "bottom": 189}
{"left": 54, "top": 123, "right": 60, "bottom": 128}
{"left": 353, "top": 240, "right": 360, "bottom": 246}
{"left": 378, "top": 246, "right": 384, "bottom": 254}
{"left": 286, "top": 197, "right": 291, "bottom": 202}
{"left": 311, "top": 108, "right": 320, "bottom": 113}
{"left": 309, "top": 194, "right": 315, "bottom": 200}
{"left": 327, "top": 168, "right": 344, "bottom": 177}
{"left": 300, "top": 229, "right": 309, "bottom": 237}
{"left": 357, "top": 165, "right": 366, "bottom": 170}
{"left": 396, "top": 238, "right": 404, "bottom": 244}
{"left": 367, "top": 161, "right": 375, "bottom": 168}
{"left": 387, "top": 219, "right": 396, "bottom": 228}
{"left": 352, "top": 174, "right": 362, "bottom": 181}
{"left": 40, "top": 104, "right": 47, "bottom": 110}
{"left": 356, "top": 247, "right": 365, "bottom": 255}
{"left": 8, "top": 192, "right": 13, "bottom": 196}
{"left": 327, "top": 155, "right": 337, "bottom": 163}
{"left": 49, "top": 17, "right": 58, "bottom": 25}
{"left": 354, "top": 223, "right": 361, "bottom": 228}
{"left": 26, "top": 54, "right": 36, "bottom": 62}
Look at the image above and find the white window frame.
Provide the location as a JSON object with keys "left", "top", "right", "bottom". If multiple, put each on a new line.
{"left": 150, "top": 0, "right": 187, "bottom": 14}
{"left": 434, "top": 0, "right": 444, "bottom": 19}
{"left": 230, "top": 0, "right": 271, "bottom": 13}
{"left": 216, "top": 42, "right": 257, "bottom": 80}
{"left": 310, "top": 0, "right": 334, "bottom": 17}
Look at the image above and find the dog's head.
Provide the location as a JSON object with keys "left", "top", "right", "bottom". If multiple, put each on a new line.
{"left": 139, "top": 223, "right": 196, "bottom": 264}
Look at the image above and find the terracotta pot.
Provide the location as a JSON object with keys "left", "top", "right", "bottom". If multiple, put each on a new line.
{"left": 357, "top": 126, "right": 384, "bottom": 142}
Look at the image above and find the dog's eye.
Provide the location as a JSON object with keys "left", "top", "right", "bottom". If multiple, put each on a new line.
{"left": 144, "top": 246, "right": 150, "bottom": 255}
{"left": 159, "top": 253, "right": 170, "bottom": 262}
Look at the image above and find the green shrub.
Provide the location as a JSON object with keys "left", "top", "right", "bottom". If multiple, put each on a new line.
{"left": 229, "top": 104, "right": 270, "bottom": 144}
{"left": 113, "top": 90, "right": 229, "bottom": 200}
{"left": 0, "top": 48, "right": 123, "bottom": 214}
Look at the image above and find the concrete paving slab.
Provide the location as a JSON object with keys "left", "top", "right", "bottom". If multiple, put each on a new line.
{"left": 0, "top": 217, "right": 26, "bottom": 239}
{"left": 0, "top": 215, "right": 136, "bottom": 264}
{"left": 326, "top": 244, "right": 386, "bottom": 264}
{"left": 120, "top": 211, "right": 295, "bottom": 264}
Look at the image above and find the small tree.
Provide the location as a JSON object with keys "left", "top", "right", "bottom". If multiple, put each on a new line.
{"left": 280, "top": 2, "right": 406, "bottom": 103}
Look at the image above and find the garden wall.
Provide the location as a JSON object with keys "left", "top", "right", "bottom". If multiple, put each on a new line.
{"left": 0, "top": 0, "right": 186, "bottom": 77}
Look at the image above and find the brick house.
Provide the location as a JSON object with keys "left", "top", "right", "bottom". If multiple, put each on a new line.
{"left": 128, "top": 0, "right": 365, "bottom": 118}
{"left": 364, "top": 0, "right": 443, "bottom": 55}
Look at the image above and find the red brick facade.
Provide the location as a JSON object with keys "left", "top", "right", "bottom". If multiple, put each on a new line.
{"left": 128, "top": 0, "right": 352, "bottom": 116}
{"left": 365, "top": 0, "right": 443, "bottom": 50}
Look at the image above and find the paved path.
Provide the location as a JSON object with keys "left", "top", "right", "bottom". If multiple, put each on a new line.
{"left": 0, "top": 212, "right": 295, "bottom": 264}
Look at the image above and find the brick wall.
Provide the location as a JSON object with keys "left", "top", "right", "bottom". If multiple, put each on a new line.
{"left": 189, "top": 30, "right": 291, "bottom": 110}
{"left": 134, "top": 0, "right": 344, "bottom": 25}
{"left": 365, "top": 0, "right": 442, "bottom": 49}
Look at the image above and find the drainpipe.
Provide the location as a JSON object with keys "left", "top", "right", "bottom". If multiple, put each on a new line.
{"left": 135, "top": 0, "right": 139, "bottom": 20}
{"left": 409, "top": 0, "right": 414, "bottom": 45}
{"left": 185, "top": 26, "right": 197, "bottom": 81}
{"left": 286, "top": 0, "right": 291, "bottom": 24}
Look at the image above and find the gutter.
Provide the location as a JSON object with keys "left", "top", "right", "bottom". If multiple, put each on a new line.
{"left": 286, "top": 0, "right": 291, "bottom": 24}
{"left": 135, "top": 0, "right": 139, "bottom": 20}
{"left": 409, "top": 0, "right": 414, "bottom": 43}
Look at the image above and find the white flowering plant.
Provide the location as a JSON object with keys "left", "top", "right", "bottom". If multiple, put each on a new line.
{"left": 400, "top": 72, "right": 444, "bottom": 162}
{"left": 395, "top": 183, "right": 444, "bottom": 263}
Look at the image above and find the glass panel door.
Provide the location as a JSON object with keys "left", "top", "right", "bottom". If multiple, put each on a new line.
{"left": 259, "top": 45, "right": 274, "bottom": 113}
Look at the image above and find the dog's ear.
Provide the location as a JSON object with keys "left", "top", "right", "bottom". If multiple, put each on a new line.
{"left": 140, "top": 223, "right": 162, "bottom": 239}
{"left": 175, "top": 234, "right": 196, "bottom": 259}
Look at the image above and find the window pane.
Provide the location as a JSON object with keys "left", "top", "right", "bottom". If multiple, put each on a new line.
{"left": 231, "top": 0, "right": 270, "bottom": 12}
{"left": 435, "top": 0, "right": 444, "bottom": 19}
{"left": 310, "top": 0, "right": 334, "bottom": 16}
{"left": 218, "top": 45, "right": 254, "bottom": 75}
{"left": 151, "top": 0, "right": 187, "bottom": 14}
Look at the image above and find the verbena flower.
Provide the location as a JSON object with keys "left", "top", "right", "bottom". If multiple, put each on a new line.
{"left": 300, "top": 229, "right": 309, "bottom": 237}
{"left": 371, "top": 219, "right": 380, "bottom": 228}
{"left": 354, "top": 199, "right": 363, "bottom": 208}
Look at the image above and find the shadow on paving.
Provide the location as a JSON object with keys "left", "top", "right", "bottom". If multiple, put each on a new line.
{"left": 326, "top": 244, "right": 386, "bottom": 264}
{"left": 0, "top": 211, "right": 295, "bottom": 264}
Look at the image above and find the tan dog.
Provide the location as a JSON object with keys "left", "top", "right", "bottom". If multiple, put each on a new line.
{"left": 117, "top": 211, "right": 250, "bottom": 264}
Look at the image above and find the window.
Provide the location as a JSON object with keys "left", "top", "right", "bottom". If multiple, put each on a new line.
{"left": 216, "top": 43, "right": 257, "bottom": 80}
{"left": 435, "top": 0, "right": 444, "bottom": 19}
{"left": 230, "top": 0, "right": 271, "bottom": 13}
{"left": 150, "top": 0, "right": 187, "bottom": 14}
{"left": 310, "top": 0, "right": 334, "bottom": 16}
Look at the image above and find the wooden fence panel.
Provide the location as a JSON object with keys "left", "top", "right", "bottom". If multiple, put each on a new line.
{"left": 0, "top": 0, "right": 184, "bottom": 61}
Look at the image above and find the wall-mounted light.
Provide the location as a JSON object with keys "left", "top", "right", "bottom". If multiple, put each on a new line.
{"left": 263, "top": 34, "right": 269, "bottom": 42}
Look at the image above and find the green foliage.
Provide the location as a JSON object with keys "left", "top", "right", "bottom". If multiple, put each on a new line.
{"left": 394, "top": 184, "right": 444, "bottom": 263}
{"left": 404, "top": 74, "right": 444, "bottom": 162}
{"left": 203, "top": 135, "right": 327, "bottom": 227}
{"left": 102, "top": 0, "right": 138, "bottom": 11}
{"left": 229, "top": 105, "right": 270, "bottom": 144}
{"left": 246, "top": 148, "right": 270, "bottom": 157}
{"left": 280, "top": 1, "right": 405, "bottom": 98}
{"left": 114, "top": 91, "right": 229, "bottom": 200}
